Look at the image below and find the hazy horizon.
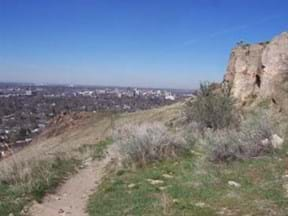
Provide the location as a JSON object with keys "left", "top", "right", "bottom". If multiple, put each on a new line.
{"left": 1, "top": 0, "right": 288, "bottom": 89}
{"left": 0, "top": 80, "right": 195, "bottom": 91}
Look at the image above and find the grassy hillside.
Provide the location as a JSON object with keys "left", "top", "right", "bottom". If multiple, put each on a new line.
{"left": 88, "top": 146, "right": 288, "bottom": 215}
{"left": 0, "top": 103, "right": 182, "bottom": 216}
{"left": 1, "top": 94, "right": 288, "bottom": 216}
{"left": 86, "top": 86, "right": 288, "bottom": 216}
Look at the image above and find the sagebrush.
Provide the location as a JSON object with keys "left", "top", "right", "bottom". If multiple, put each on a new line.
{"left": 204, "top": 113, "right": 275, "bottom": 162}
{"left": 114, "top": 123, "right": 188, "bottom": 167}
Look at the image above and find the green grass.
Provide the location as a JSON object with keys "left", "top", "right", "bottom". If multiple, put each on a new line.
{"left": 0, "top": 139, "right": 113, "bottom": 216}
{"left": 88, "top": 151, "right": 288, "bottom": 216}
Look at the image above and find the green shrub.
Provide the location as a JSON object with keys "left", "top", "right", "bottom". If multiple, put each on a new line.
{"left": 185, "top": 82, "right": 238, "bottom": 130}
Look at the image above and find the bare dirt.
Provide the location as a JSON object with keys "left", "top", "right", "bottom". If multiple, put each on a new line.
{"left": 28, "top": 146, "right": 118, "bottom": 216}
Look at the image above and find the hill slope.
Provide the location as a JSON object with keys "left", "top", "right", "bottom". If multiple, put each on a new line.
{"left": 0, "top": 103, "right": 183, "bottom": 216}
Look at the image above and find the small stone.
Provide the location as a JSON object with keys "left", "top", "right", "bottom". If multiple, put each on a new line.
{"left": 128, "top": 183, "right": 136, "bottom": 189}
{"left": 8, "top": 213, "right": 14, "bottom": 216}
{"left": 162, "top": 174, "right": 173, "bottom": 179}
{"left": 172, "top": 199, "right": 179, "bottom": 203}
{"left": 147, "top": 179, "right": 164, "bottom": 185}
{"left": 195, "top": 202, "right": 206, "bottom": 208}
{"left": 190, "top": 150, "right": 202, "bottom": 156}
{"left": 228, "top": 181, "right": 241, "bottom": 188}
{"left": 158, "top": 186, "right": 167, "bottom": 191}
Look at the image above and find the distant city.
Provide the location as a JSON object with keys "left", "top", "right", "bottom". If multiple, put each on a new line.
{"left": 0, "top": 82, "right": 194, "bottom": 156}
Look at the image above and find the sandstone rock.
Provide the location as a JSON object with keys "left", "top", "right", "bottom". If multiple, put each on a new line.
{"left": 224, "top": 42, "right": 267, "bottom": 101}
{"left": 224, "top": 32, "right": 288, "bottom": 111}
{"left": 271, "top": 134, "right": 284, "bottom": 149}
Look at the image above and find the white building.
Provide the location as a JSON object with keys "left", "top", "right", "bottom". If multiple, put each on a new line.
{"left": 165, "top": 95, "right": 176, "bottom": 101}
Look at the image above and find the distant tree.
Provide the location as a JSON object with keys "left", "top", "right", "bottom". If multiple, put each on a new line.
{"left": 17, "top": 128, "right": 31, "bottom": 140}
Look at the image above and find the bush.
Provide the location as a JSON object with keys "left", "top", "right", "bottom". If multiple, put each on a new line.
{"left": 114, "top": 123, "right": 188, "bottom": 167}
{"left": 205, "top": 113, "right": 274, "bottom": 162}
{"left": 185, "top": 82, "right": 238, "bottom": 130}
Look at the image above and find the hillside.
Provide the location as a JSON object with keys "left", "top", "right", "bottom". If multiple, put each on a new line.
{"left": 0, "top": 103, "right": 183, "bottom": 216}
{"left": 1, "top": 32, "right": 288, "bottom": 216}
{"left": 1, "top": 92, "right": 288, "bottom": 215}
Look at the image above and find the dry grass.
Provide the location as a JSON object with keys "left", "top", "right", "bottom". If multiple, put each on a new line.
{"left": 0, "top": 103, "right": 181, "bottom": 182}
{"left": 13, "top": 104, "right": 181, "bottom": 163}
{"left": 160, "top": 192, "right": 174, "bottom": 216}
{"left": 0, "top": 149, "right": 77, "bottom": 186}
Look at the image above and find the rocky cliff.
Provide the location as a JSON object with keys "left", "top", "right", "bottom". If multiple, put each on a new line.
{"left": 224, "top": 32, "right": 288, "bottom": 110}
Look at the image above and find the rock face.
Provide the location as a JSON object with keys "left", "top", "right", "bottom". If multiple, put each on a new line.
{"left": 224, "top": 32, "right": 288, "bottom": 110}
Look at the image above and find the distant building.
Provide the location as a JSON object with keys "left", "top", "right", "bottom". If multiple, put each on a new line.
{"left": 165, "top": 95, "right": 176, "bottom": 101}
{"left": 25, "top": 90, "right": 32, "bottom": 96}
{"left": 133, "top": 88, "right": 140, "bottom": 97}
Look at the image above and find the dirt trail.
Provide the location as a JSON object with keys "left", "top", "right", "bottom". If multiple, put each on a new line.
{"left": 29, "top": 146, "right": 118, "bottom": 216}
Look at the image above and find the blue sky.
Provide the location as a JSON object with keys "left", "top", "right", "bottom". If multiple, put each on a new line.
{"left": 0, "top": 0, "right": 287, "bottom": 89}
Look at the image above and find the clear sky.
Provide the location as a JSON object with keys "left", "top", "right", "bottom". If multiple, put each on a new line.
{"left": 0, "top": 0, "right": 287, "bottom": 89}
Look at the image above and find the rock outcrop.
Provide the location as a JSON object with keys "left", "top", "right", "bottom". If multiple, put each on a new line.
{"left": 224, "top": 32, "right": 288, "bottom": 111}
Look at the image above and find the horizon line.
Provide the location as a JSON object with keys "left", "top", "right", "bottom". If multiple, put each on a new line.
{"left": 0, "top": 80, "right": 196, "bottom": 91}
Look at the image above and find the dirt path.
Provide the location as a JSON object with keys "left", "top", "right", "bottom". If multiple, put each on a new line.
{"left": 29, "top": 146, "right": 118, "bottom": 216}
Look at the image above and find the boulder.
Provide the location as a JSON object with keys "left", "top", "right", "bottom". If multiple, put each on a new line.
{"left": 224, "top": 32, "right": 288, "bottom": 111}
{"left": 271, "top": 134, "right": 284, "bottom": 149}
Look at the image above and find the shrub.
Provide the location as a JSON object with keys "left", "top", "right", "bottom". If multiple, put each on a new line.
{"left": 185, "top": 82, "right": 238, "bottom": 130}
{"left": 205, "top": 113, "right": 274, "bottom": 162}
{"left": 114, "top": 123, "right": 188, "bottom": 167}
